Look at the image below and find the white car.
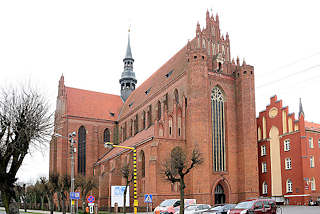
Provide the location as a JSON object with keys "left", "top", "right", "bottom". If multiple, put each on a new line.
{"left": 174, "top": 204, "right": 211, "bottom": 214}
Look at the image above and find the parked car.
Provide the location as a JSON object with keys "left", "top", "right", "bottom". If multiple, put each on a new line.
{"left": 228, "top": 199, "right": 276, "bottom": 214}
{"left": 154, "top": 199, "right": 197, "bottom": 214}
{"left": 174, "top": 204, "right": 211, "bottom": 214}
{"left": 202, "top": 204, "right": 236, "bottom": 214}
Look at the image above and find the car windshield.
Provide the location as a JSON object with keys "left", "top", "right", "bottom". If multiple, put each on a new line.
{"left": 185, "top": 205, "right": 197, "bottom": 210}
{"left": 160, "top": 200, "right": 178, "bottom": 207}
{"left": 235, "top": 201, "right": 255, "bottom": 209}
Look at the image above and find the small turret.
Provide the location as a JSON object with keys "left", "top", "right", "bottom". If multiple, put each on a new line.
{"left": 299, "top": 98, "right": 305, "bottom": 118}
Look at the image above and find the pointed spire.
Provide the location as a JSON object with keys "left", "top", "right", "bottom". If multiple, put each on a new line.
{"left": 242, "top": 58, "right": 246, "bottom": 66}
{"left": 125, "top": 29, "right": 133, "bottom": 59}
{"left": 299, "top": 98, "right": 305, "bottom": 118}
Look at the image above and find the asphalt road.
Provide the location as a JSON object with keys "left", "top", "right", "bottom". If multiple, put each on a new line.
{"left": 278, "top": 206, "right": 320, "bottom": 214}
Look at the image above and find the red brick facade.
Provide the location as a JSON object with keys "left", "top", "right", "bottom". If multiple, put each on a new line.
{"left": 50, "top": 10, "right": 259, "bottom": 209}
{"left": 257, "top": 95, "right": 320, "bottom": 205}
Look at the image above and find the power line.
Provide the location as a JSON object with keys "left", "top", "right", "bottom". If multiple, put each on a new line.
{"left": 256, "top": 64, "right": 320, "bottom": 89}
{"left": 259, "top": 52, "right": 320, "bottom": 77}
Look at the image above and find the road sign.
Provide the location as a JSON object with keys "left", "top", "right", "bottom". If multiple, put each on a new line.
{"left": 87, "top": 195, "right": 95, "bottom": 203}
{"left": 70, "top": 192, "right": 80, "bottom": 200}
{"left": 88, "top": 203, "right": 94, "bottom": 206}
{"left": 89, "top": 205, "right": 94, "bottom": 214}
{"left": 144, "top": 194, "right": 152, "bottom": 203}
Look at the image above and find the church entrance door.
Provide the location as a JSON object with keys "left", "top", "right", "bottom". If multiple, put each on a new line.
{"left": 214, "top": 184, "right": 225, "bottom": 204}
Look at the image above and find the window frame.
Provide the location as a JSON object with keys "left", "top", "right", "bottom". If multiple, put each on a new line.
{"left": 261, "top": 145, "right": 266, "bottom": 156}
{"left": 286, "top": 179, "right": 293, "bottom": 193}
{"left": 284, "top": 139, "right": 290, "bottom": 152}
{"left": 262, "top": 162, "right": 267, "bottom": 173}
{"left": 285, "top": 158, "right": 292, "bottom": 170}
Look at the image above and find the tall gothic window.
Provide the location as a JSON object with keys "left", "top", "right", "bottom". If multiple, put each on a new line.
{"left": 104, "top": 128, "right": 110, "bottom": 143}
{"left": 157, "top": 101, "right": 161, "bottom": 121}
{"left": 211, "top": 87, "right": 226, "bottom": 172}
{"left": 78, "top": 126, "right": 86, "bottom": 175}
{"left": 140, "top": 150, "right": 145, "bottom": 177}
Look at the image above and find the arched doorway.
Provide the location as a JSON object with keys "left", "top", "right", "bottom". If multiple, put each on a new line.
{"left": 214, "top": 184, "right": 225, "bottom": 204}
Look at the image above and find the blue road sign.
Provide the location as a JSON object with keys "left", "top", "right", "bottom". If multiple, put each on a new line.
{"left": 70, "top": 192, "right": 80, "bottom": 200}
{"left": 144, "top": 194, "right": 152, "bottom": 203}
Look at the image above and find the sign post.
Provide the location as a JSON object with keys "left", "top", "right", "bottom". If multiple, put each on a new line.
{"left": 144, "top": 194, "right": 153, "bottom": 213}
{"left": 87, "top": 195, "right": 95, "bottom": 214}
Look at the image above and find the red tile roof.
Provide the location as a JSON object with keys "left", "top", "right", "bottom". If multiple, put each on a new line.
{"left": 66, "top": 87, "right": 123, "bottom": 121}
{"left": 97, "top": 126, "right": 154, "bottom": 164}
{"left": 305, "top": 121, "right": 320, "bottom": 132}
{"left": 118, "top": 45, "right": 188, "bottom": 120}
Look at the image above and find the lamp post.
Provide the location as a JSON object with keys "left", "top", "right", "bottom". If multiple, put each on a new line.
{"left": 55, "top": 131, "right": 77, "bottom": 214}
{"left": 104, "top": 142, "right": 138, "bottom": 214}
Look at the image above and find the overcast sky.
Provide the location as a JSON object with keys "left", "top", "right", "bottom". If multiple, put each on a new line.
{"left": 1, "top": 0, "right": 319, "bottom": 183}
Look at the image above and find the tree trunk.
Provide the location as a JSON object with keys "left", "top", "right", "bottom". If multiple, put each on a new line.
{"left": 82, "top": 198, "right": 86, "bottom": 214}
{"left": 179, "top": 178, "right": 185, "bottom": 214}
{"left": 41, "top": 196, "right": 44, "bottom": 210}
{"left": 123, "top": 185, "right": 128, "bottom": 214}
{"left": 57, "top": 192, "right": 61, "bottom": 211}
{"left": 61, "top": 194, "right": 66, "bottom": 214}
{"left": 1, "top": 191, "right": 20, "bottom": 214}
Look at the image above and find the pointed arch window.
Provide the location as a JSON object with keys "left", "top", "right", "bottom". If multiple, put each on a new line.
{"left": 286, "top": 179, "right": 293, "bottom": 193}
{"left": 262, "top": 182, "right": 268, "bottom": 194}
{"left": 103, "top": 128, "right": 110, "bottom": 143}
{"left": 211, "top": 87, "right": 226, "bottom": 172}
{"left": 78, "top": 126, "right": 86, "bottom": 175}
{"left": 140, "top": 150, "right": 145, "bottom": 177}
{"left": 157, "top": 101, "right": 161, "bottom": 121}
{"left": 174, "top": 89, "right": 179, "bottom": 104}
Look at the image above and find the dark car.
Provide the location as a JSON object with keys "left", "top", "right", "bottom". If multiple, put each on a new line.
{"left": 229, "top": 199, "right": 276, "bottom": 214}
{"left": 202, "top": 204, "right": 236, "bottom": 214}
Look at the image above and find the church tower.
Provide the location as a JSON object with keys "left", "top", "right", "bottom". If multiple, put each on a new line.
{"left": 120, "top": 31, "right": 137, "bottom": 102}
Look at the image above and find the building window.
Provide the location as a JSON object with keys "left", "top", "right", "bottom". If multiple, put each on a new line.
{"left": 262, "top": 181, "right": 268, "bottom": 194}
{"left": 284, "top": 139, "right": 290, "bottom": 151}
{"left": 286, "top": 179, "right": 293, "bottom": 193}
{"left": 134, "top": 114, "right": 139, "bottom": 135}
{"left": 285, "top": 158, "right": 292, "bottom": 170}
{"left": 169, "top": 117, "right": 173, "bottom": 136}
{"left": 318, "top": 139, "right": 320, "bottom": 148}
{"left": 261, "top": 145, "right": 266, "bottom": 156}
{"left": 157, "top": 101, "right": 161, "bottom": 121}
{"left": 147, "top": 105, "right": 152, "bottom": 127}
{"left": 262, "top": 116, "right": 266, "bottom": 139}
{"left": 309, "top": 137, "right": 314, "bottom": 148}
{"left": 262, "top": 162, "right": 267, "bottom": 173}
{"left": 310, "top": 156, "right": 315, "bottom": 168}
{"left": 311, "top": 177, "right": 316, "bottom": 191}
{"left": 178, "top": 116, "right": 182, "bottom": 137}
{"left": 140, "top": 150, "right": 145, "bottom": 178}
{"left": 257, "top": 127, "right": 261, "bottom": 141}
{"left": 78, "top": 126, "right": 86, "bottom": 175}
{"left": 174, "top": 89, "right": 179, "bottom": 104}
{"left": 211, "top": 87, "right": 226, "bottom": 172}
{"left": 103, "top": 128, "right": 110, "bottom": 143}
{"left": 142, "top": 111, "right": 146, "bottom": 130}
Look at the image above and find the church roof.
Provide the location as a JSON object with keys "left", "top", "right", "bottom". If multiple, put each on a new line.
{"left": 118, "top": 45, "right": 188, "bottom": 120}
{"left": 66, "top": 87, "right": 123, "bottom": 121}
{"left": 97, "top": 126, "right": 154, "bottom": 164}
{"left": 305, "top": 121, "right": 320, "bottom": 132}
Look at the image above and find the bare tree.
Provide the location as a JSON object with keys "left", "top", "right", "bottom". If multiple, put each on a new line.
{"left": 0, "top": 86, "right": 52, "bottom": 214}
{"left": 57, "top": 174, "right": 71, "bottom": 214}
{"left": 75, "top": 175, "right": 98, "bottom": 213}
{"left": 162, "top": 146, "right": 203, "bottom": 214}
{"left": 119, "top": 162, "right": 134, "bottom": 214}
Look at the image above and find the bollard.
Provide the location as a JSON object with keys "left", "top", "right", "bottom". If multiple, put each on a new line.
{"left": 114, "top": 202, "right": 118, "bottom": 214}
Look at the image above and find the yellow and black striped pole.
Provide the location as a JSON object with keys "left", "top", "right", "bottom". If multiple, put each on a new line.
{"left": 133, "top": 148, "right": 138, "bottom": 214}
{"left": 104, "top": 142, "right": 138, "bottom": 214}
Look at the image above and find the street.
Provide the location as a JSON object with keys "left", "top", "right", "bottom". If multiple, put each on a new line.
{"left": 278, "top": 206, "right": 320, "bottom": 214}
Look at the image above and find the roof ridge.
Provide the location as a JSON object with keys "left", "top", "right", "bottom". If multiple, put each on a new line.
{"left": 66, "top": 86, "right": 121, "bottom": 98}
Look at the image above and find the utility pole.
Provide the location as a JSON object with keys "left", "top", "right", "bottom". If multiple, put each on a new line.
{"left": 69, "top": 132, "right": 76, "bottom": 214}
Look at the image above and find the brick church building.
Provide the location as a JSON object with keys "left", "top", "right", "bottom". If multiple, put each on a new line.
{"left": 49, "top": 10, "right": 259, "bottom": 208}
{"left": 257, "top": 95, "right": 320, "bottom": 205}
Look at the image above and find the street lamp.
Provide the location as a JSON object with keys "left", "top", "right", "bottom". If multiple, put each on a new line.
{"left": 104, "top": 142, "right": 138, "bottom": 214}
{"left": 55, "top": 131, "right": 77, "bottom": 214}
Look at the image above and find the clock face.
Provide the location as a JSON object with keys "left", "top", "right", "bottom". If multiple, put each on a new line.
{"left": 269, "top": 107, "right": 278, "bottom": 118}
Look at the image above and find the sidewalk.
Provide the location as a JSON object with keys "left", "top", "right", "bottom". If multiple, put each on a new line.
{"left": 0, "top": 207, "right": 69, "bottom": 214}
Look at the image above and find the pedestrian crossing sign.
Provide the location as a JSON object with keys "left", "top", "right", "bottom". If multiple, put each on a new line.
{"left": 144, "top": 194, "right": 152, "bottom": 203}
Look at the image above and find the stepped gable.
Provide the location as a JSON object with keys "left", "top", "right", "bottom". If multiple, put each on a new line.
{"left": 66, "top": 87, "right": 123, "bottom": 121}
{"left": 305, "top": 121, "right": 320, "bottom": 132}
{"left": 97, "top": 126, "right": 154, "bottom": 164}
{"left": 118, "top": 45, "right": 188, "bottom": 120}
